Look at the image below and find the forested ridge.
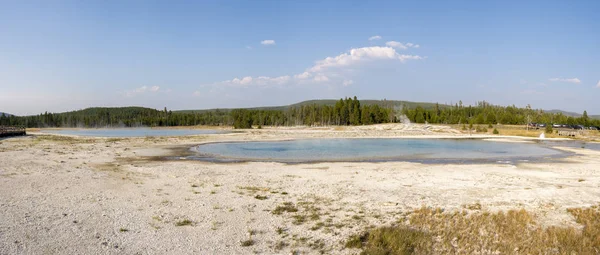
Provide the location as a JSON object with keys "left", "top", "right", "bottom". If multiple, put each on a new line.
{"left": 1, "top": 97, "right": 598, "bottom": 128}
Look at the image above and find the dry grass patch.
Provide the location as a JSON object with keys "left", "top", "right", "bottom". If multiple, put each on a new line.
{"left": 272, "top": 202, "right": 299, "bottom": 215}
{"left": 36, "top": 135, "right": 96, "bottom": 144}
{"left": 347, "top": 206, "right": 600, "bottom": 254}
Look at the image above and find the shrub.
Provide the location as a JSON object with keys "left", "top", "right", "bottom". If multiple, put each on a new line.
{"left": 175, "top": 219, "right": 193, "bottom": 226}
{"left": 488, "top": 124, "right": 493, "bottom": 128}
{"left": 493, "top": 128, "right": 499, "bottom": 134}
{"left": 241, "top": 239, "right": 255, "bottom": 247}
{"left": 545, "top": 125, "right": 553, "bottom": 134}
{"left": 254, "top": 195, "right": 268, "bottom": 200}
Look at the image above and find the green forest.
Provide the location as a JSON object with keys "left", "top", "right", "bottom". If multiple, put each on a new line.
{"left": 1, "top": 97, "right": 599, "bottom": 128}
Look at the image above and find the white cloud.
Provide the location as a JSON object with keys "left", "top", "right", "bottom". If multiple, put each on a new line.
{"left": 368, "top": 35, "right": 382, "bottom": 41}
{"left": 385, "top": 41, "right": 419, "bottom": 50}
{"left": 548, "top": 78, "right": 581, "bottom": 84}
{"left": 405, "top": 42, "right": 420, "bottom": 48}
{"left": 261, "top": 40, "right": 275, "bottom": 45}
{"left": 135, "top": 86, "right": 148, "bottom": 93}
{"left": 218, "top": 75, "right": 292, "bottom": 88}
{"left": 308, "top": 46, "right": 422, "bottom": 73}
{"left": 596, "top": 80, "right": 600, "bottom": 88}
{"left": 124, "top": 85, "right": 162, "bottom": 97}
{"left": 206, "top": 44, "right": 422, "bottom": 89}
{"left": 294, "top": 72, "right": 312, "bottom": 79}
{"left": 313, "top": 75, "right": 329, "bottom": 82}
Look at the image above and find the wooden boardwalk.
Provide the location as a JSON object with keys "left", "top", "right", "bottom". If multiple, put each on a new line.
{"left": 0, "top": 126, "right": 26, "bottom": 138}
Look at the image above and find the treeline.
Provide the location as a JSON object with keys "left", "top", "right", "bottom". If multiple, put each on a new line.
{"left": 1, "top": 98, "right": 598, "bottom": 128}
{"left": 402, "top": 101, "right": 600, "bottom": 127}
{"left": 0, "top": 107, "right": 232, "bottom": 128}
{"left": 231, "top": 97, "right": 393, "bottom": 128}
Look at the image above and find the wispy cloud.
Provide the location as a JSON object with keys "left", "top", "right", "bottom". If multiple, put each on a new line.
{"left": 213, "top": 75, "right": 292, "bottom": 88}
{"left": 313, "top": 74, "right": 329, "bottom": 82}
{"left": 385, "top": 41, "right": 420, "bottom": 50}
{"left": 548, "top": 77, "right": 581, "bottom": 84}
{"left": 368, "top": 35, "right": 382, "bottom": 41}
{"left": 260, "top": 40, "right": 275, "bottom": 45}
{"left": 246, "top": 46, "right": 252, "bottom": 50}
{"left": 124, "top": 86, "right": 161, "bottom": 97}
{"left": 198, "top": 44, "right": 423, "bottom": 92}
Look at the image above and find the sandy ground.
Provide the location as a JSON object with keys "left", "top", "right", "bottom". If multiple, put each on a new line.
{"left": 1, "top": 124, "right": 599, "bottom": 254}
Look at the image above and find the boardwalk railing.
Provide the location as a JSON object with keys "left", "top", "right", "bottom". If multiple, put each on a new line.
{"left": 0, "top": 126, "right": 26, "bottom": 138}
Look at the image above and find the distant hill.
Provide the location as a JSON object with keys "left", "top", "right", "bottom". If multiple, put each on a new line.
{"left": 546, "top": 109, "right": 600, "bottom": 119}
{"left": 60, "top": 106, "right": 160, "bottom": 115}
{"left": 175, "top": 99, "right": 447, "bottom": 114}
{"left": 0, "top": 112, "right": 12, "bottom": 117}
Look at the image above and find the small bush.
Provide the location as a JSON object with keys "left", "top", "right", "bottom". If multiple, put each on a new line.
{"left": 493, "top": 128, "right": 499, "bottom": 134}
{"left": 254, "top": 195, "right": 268, "bottom": 200}
{"left": 241, "top": 239, "right": 255, "bottom": 247}
{"left": 175, "top": 219, "right": 193, "bottom": 226}
{"left": 545, "top": 125, "right": 553, "bottom": 134}
{"left": 488, "top": 124, "right": 493, "bottom": 128}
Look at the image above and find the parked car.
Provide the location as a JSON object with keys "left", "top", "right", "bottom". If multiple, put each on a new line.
{"left": 573, "top": 125, "right": 585, "bottom": 130}
{"left": 538, "top": 123, "right": 547, "bottom": 128}
{"left": 553, "top": 124, "right": 562, "bottom": 128}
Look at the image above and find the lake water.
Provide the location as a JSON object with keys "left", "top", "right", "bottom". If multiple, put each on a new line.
{"left": 191, "top": 138, "right": 567, "bottom": 163}
{"left": 540, "top": 140, "right": 600, "bottom": 151}
{"left": 41, "top": 128, "right": 226, "bottom": 137}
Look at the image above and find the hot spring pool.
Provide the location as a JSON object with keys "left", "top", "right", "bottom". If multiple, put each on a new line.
{"left": 41, "top": 128, "right": 227, "bottom": 137}
{"left": 191, "top": 138, "right": 568, "bottom": 163}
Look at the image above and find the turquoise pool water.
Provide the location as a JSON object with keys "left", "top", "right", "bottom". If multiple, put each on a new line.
{"left": 41, "top": 128, "right": 226, "bottom": 137}
{"left": 192, "top": 138, "right": 567, "bottom": 163}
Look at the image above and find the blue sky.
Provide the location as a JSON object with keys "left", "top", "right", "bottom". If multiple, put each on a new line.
{"left": 1, "top": 0, "right": 599, "bottom": 116}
